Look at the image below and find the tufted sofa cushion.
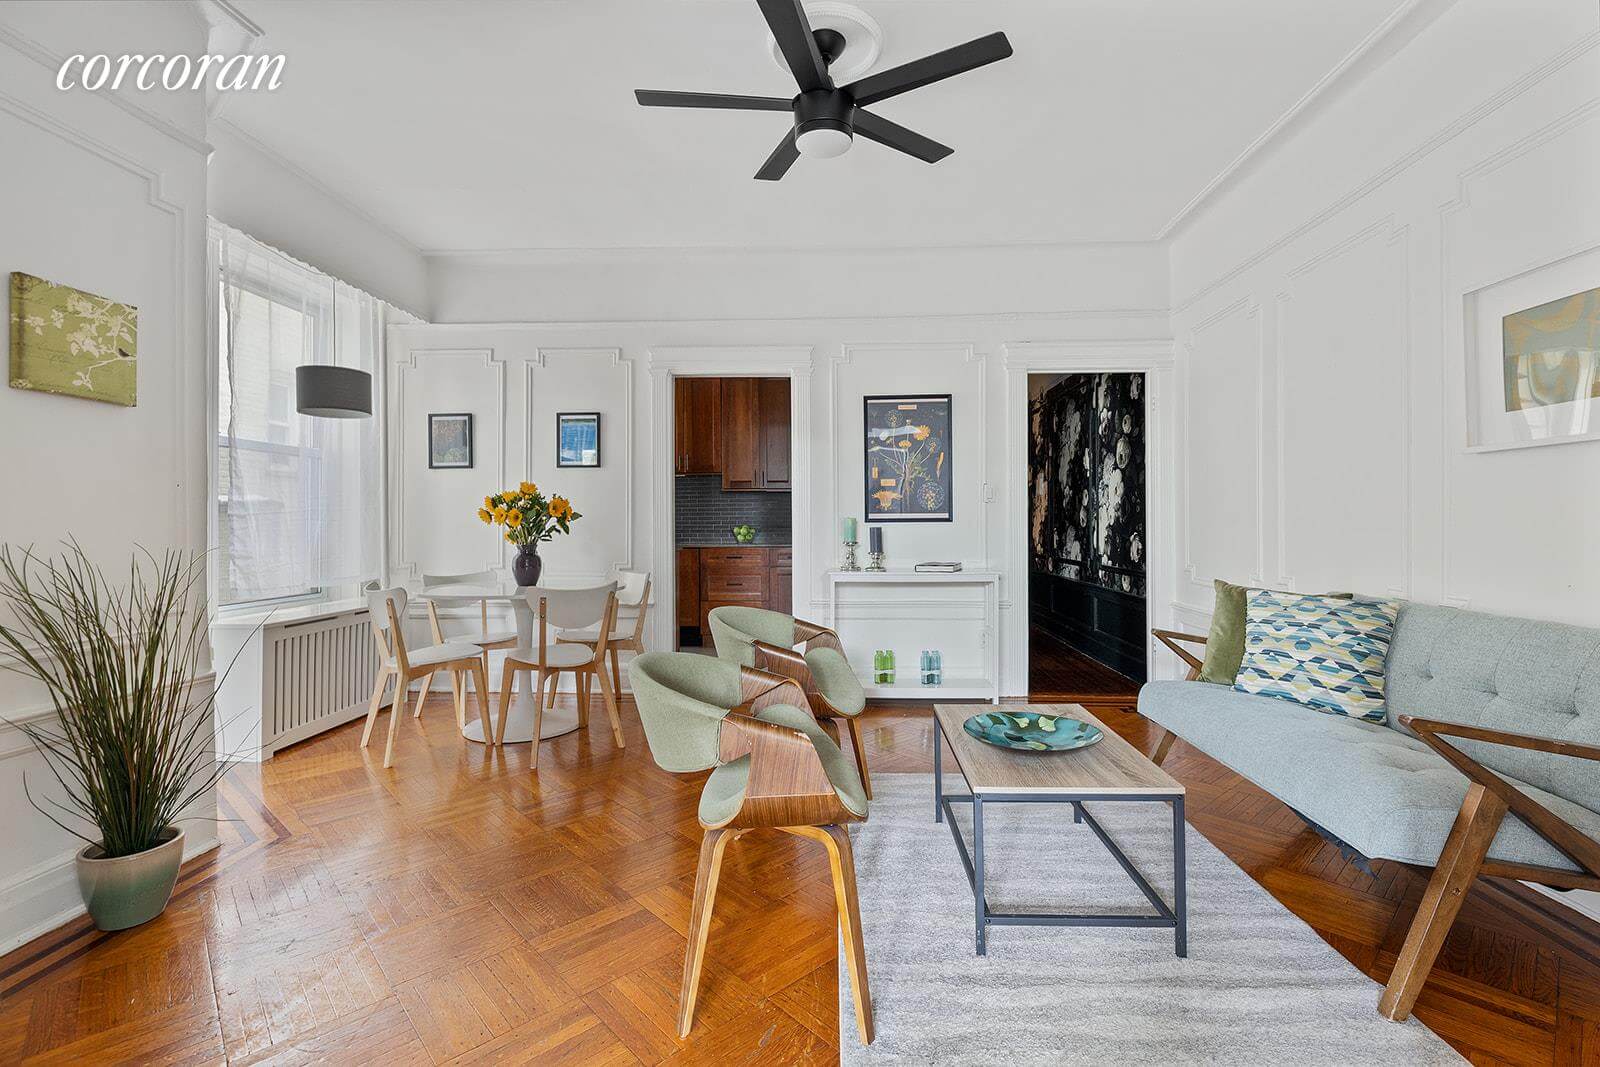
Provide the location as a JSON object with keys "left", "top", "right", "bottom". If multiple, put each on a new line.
{"left": 1139, "top": 680, "right": 1600, "bottom": 871}
{"left": 1386, "top": 604, "right": 1600, "bottom": 816}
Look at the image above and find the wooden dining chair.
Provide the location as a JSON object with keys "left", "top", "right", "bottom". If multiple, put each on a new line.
{"left": 422, "top": 570, "right": 519, "bottom": 729}
{"left": 360, "top": 586, "right": 494, "bottom": 768}
{"left": 627, "top": 651, "right": 873, "bottom": 1045}
{"left": 555, "top": 570, "right": 651, "bottom": 724}
{"left": 498, "top": 583, "right": 623, "bottom": 766}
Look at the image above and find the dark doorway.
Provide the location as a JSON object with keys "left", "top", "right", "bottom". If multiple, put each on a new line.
{"left": 1028, "top": 373, "right": 1147, "bottom": 694}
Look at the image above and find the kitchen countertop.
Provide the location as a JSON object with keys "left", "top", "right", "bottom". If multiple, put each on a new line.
{"left": 677, "top": 540, "right": 792, "bottom": 548}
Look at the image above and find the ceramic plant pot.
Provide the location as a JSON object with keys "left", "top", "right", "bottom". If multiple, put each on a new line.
{"left": 512, "top": 544, "right": 543, "bottom": 586}
{"left": 75, "top": 826, "right": 185, "bottom": 931}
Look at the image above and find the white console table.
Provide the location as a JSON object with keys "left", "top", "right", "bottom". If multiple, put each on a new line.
{"left": 826, "top": 569, "right": 1001, "bottom": 703}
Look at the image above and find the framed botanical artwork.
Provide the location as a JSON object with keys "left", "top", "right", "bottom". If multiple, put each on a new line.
{"left": 428, "top": 413, "right": 473, "bottom": 469}
{"left": 1465, "top": 246, "right": 1600, "bottom": 451}
{"left": 8, "top": 272, "right": 138, "bottom": 406}
{"left": 863, "top": 393, "right": 952, "bottom": 522}
{"left": 556, "top": 411, "right": 601, "bottom": 468}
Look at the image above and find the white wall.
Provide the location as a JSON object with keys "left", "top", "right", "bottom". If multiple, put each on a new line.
{"left": 208, "top": 122, "right": 431, "bottom": 318}
{"left": 390, "top": 247, "right": 1172, "bottom": 695}
{"left": 0, "top": 2, "right": 214, "bottom": 950}
{"left": 1168, "top": 0, "right": 1600, "bottom": 652}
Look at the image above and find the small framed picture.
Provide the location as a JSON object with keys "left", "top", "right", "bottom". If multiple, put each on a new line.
{"left": 556, "top": 411, "right": 601, "bottom": 468}
{"left": 863, "top": 393, "right": 953, "bottom": 522}
{"left": 428, "top": 413, "right": 473, "bottom": 469}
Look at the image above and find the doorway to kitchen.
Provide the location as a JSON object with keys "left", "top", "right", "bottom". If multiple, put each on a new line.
{"left": 671, "top": 375, "right": 795, "bottom": 652}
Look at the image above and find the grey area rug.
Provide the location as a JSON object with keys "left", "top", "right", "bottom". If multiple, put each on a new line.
{"left": 839, "top": 773, "right": 1461, "bottom": 1066}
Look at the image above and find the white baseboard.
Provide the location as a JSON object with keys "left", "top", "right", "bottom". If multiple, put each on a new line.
{"left": 1529, "top": 883, "right": 1600, "bottom": 927}
{"left": 0, "top": 829, "right": 221, "bottom": 955}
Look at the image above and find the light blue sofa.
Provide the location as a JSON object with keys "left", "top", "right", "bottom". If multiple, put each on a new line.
{"left": 1141, "top": 602, "right": 1600, "bottom": 1020}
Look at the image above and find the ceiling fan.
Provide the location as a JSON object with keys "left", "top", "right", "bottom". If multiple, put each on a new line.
{"left": 635, "top": 0, "right": 1013, "bottom": 180}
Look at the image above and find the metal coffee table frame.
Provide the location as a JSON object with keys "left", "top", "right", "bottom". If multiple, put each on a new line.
{"left": 934, "top": 730, "right": 1187, "bottom": 958}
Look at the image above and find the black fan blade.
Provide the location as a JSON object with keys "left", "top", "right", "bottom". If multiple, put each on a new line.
{"left": 754, "top": 130, "right": 800, "bottom": 181}
{"left": 635, "top": 90, "right": 795, "bottom": 112}
{"left": 843, "top": 31, "right": 1012, "bottom": 106}
{"left": 757, "top": 0, "right": 831, "bottom": 92}
{"left": 852, "top": 110, "right": 953, "bottom": 163}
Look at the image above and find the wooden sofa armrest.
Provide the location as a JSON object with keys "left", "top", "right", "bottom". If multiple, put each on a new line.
{"left": 1400, "top": 715, "right": 1600, "bottom": 882}
{"left": 1151, "top": 628, "right": 1208, "bottom": 680}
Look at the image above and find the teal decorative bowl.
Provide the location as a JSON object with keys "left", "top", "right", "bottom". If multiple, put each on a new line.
{"left": 962, "top": 712, "right": 1103, "bottom": 753}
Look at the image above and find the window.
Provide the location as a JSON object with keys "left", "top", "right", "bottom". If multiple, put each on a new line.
{"left": 211, "top": 223, "right": 388, "bottom": 608}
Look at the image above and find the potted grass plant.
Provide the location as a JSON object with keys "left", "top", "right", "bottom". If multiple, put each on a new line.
{"left": 0, "top": 543, "right": 229, "bottom": 931}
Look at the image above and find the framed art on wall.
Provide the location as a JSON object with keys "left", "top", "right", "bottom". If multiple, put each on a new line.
{"left": 428, "top": 412, "right": 474, "bottom": 469}
{"left": 556, "top": 411, "right": 601, "bottom": 468}
{"left": 8, "top": 271, "right": 138, "bottom": 406}
{"left": 863, "top": 393, "right": 952, "bottom": 522}
{"left": 1464, "top": 246, "right": 1600, "bottom": 452}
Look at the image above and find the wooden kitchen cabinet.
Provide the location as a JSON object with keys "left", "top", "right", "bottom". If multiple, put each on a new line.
{"left": 674, "top": 377, "right": 723, "bottom": 476}
{"left": 768, "top": 547, "right": 793, "bottom": 614}
{"left": 758, "top": 377, "right": 791, "bottom": 490}
{"left": 676, "top": 547, "right": 700, "bottom": 628}
{"left": 678, "top": 545, "right": 793, "bottom": 645}
{"left": 720, "top": 378, "right": 761, "bottom": 490}
{"left": 721, "top": 377, "right": 790, "bottom": 492}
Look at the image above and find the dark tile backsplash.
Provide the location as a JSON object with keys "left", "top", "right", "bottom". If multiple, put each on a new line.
{"left": 675, "top": 475, "right": 792, "bottom": 545}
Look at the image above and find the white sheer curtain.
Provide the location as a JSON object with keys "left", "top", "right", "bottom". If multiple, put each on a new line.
{"left": 211, "top": 222, "right": 404, "bottom": 607}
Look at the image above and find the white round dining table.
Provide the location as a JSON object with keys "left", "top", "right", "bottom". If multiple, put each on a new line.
{"left": 416, "top": 581, "right": 578, "bottom": 744}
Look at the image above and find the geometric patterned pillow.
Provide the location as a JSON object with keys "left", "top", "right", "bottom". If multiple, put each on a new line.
{"left": 1232, "top": 590, "right": 1402, "bottom": 722}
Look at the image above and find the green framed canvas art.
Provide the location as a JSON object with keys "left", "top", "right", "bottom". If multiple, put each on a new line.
{"left": 9, "top": 272, "right": 138, "bottom": 406}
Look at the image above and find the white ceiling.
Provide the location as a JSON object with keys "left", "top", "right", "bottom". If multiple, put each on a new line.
{"left": 222, "top": 0, "right": 1411, "bottom": 253}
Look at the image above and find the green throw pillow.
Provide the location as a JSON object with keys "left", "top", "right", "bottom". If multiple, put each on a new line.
{"left": 1198, "top": 579, "right": 1350, "bottom": 685}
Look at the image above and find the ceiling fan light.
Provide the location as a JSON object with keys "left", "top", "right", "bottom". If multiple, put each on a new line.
{"left": 795, "top": 121, "right": 852, "bottom": 159}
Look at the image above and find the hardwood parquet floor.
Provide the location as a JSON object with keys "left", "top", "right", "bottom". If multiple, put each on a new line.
{"left": 3, "top": 669, "right": 1600, "bottom": 1063}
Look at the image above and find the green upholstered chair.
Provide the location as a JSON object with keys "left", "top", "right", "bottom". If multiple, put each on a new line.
{"left": 627, "top": 651, "right": 873, "bottom": 1045}
{"left": 706, "top": 605, "right": 872, "bottom": 799}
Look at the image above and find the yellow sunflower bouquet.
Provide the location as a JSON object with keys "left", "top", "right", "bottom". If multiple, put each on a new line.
{"left": 477, "top": 481, "right": 582, "bottom": 546}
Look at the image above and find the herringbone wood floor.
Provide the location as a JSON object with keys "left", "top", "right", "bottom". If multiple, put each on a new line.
{"left": 3, "top": 655, "right": 1599, "bottom": 1063}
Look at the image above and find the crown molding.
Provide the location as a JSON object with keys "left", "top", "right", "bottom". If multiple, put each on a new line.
{"left": 0, "top": 19, "right": 212, "bottom": 156}
{"left": 421, "top": 238, "right": 1166, "bottom": 262}
{"left": 1157, "top": 0, "right": 1448, "bottom": 241}
{"left": 210, "top": 117, "right": 428, "bottom": 264}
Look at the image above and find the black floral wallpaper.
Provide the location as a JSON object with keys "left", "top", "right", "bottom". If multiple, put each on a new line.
{"left": 1029, "top": 374, "right": 1146, "bottom": 597}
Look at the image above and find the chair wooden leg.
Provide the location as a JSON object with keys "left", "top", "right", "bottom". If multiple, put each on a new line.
{"left": 610, "top": 646, "right": 623, "bottom": 698}
{"left": 576, "top": 666, "right": 590, "bottom": 728}
{"left": 787, "top": 824, "right": 873, "bottom": 1044}
{"left": 1151, "top": 729, "right": 1177, "bottom": 766}
{"left": 384, "top": 673, "right": 409, "bottom": 768}
{"left": 678, "top": 828, "right": 732, "bottom": 1038}
{"left": 470, "top": 662, "right": 494, "bottom": 750}
{"left": 594, "top": 657, "right": 625, "bottom": 748}
{"left": 532, "top": 669, "right": 547, "bottom": 769}
{"left": 496, "top": 660, "right": 516, "bottom": 746}
{"left": 1378, "top": 783, "right": 1509, "bottom": 1021}
{"left": 453, "top": 664, "right": 468, "bottom": 729}
{"left": 845, "top": 716, "right": 873, "bottom": 801}
{"left": 547, "top": 675, "right": 560, "bottom": 708}
{"left": 411, "top": 670, "right": 436, "bottom": 718}
{"left": 360, "top": 669, "right": 389, "bottom": 748}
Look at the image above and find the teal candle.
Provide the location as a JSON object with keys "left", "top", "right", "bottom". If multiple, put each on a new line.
{"left": 842, "top": 517, "right": 857, "bottom": 542}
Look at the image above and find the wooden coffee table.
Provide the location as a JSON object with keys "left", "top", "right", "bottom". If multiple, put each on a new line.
{"left": 933, "top": 703, "right": 1188, "bottom": 957}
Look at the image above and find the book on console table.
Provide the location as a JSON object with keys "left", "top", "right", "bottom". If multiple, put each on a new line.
{"left": 914, "top": 561, "right": 964, "bottom": 573}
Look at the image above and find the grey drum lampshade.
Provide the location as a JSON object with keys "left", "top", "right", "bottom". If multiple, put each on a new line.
{"left": 295, "top": 365, "right": 372, "bottom": 418}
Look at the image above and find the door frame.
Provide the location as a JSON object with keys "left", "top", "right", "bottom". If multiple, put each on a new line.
{"left": 1002, "top": 341, "right": 1176, "bottom": 694}
{"left": 647, "top": 346, "right": 814, "bottom": 654}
